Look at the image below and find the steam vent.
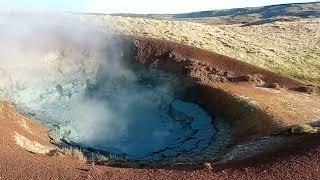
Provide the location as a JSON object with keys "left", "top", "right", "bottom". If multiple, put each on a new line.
{"left": 3, "top": 38, "right": 231, "bottom": 164}
{"left": 29, "top": 59, "right": 231, "bottom": 164}
{"left": 0, "top": 17, "right": 231, "bottom": 165}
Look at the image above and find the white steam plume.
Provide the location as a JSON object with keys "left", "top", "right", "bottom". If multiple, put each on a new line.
{"left": 0, "top": 13, "right": 215, "bottom": 161}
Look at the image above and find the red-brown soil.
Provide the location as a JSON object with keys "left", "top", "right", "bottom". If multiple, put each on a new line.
{"left": 1, "top": 37, "right": 320, "bottom": 180}
{"left": 130, "top": 36, "right": 320, "bottom": 142}
{"left": 0, "top": 101, "right": 319, "bottom": 180}
{"left": 131, "top": 36, "right": 305, "bottom": 89}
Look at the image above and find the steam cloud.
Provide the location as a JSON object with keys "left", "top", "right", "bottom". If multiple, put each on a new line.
{"left": 0, "top": 13, "right": 141, "bottom": 151}
{"left": 0, "top": 13, "right": 214, "bottom": 160}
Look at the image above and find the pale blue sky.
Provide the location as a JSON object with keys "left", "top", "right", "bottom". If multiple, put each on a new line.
{"left": 0, "top": 0, "right": 316, "bottom": 14}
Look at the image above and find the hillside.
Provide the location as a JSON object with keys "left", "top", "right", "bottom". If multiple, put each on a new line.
{"left": 84, "top": 15, "right": 320, "bottom": 84}
{"left": 175, "top": 2, "right": 320, "bottom": 19}
{"left": 109, "top": 1, "right": 320, "bottom": 25}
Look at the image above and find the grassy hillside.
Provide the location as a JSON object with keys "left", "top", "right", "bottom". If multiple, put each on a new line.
{"left": 85, "top": 15, "right": 320, "bottom": 84}
{"left": 108, "top": 2, "right": 320, "bottom": 25}
{"left": 175, "top": 2, "right": 320, "bottom": 18}
{"left": 174, "top": 2, "right": 320, "bottom": 25}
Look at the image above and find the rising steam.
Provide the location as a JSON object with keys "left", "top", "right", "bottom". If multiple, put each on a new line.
{"left": 0, "top": 13, "right": 216, "bottom": 161}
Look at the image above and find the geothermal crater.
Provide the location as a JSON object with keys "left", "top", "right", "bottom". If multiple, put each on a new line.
{"left": 3, "top": 16, "right": 315, "bottom": 166}
{"left": 0, "top": 22, "right": 231, "bottom": 164}
{"left": 48, "top": 62, "right": 230, "bottom": 163}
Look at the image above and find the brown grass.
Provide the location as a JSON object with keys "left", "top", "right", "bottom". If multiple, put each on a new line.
{"left": 290, "top": 123, "right": 318, "bottom": 134}
{"left": 52, "top": 148, "right": 87, "bottom": 162}
{"left": 83, "top": 15, "right": 320, "bottom": 84}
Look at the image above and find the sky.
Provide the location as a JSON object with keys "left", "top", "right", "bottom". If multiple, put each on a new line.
{"left": 0, "top": 0, "right": 316, "bottom": 14}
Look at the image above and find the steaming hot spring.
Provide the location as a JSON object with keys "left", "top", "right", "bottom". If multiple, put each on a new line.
{"left": 0, "top": 15, "right": 231, "bottom": 164}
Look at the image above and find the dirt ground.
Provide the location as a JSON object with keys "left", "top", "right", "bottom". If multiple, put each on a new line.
{"left": 0, "top": 101, "right": 319, "bottom": 180}
{"left": 0, "top": 37, "right": 319, "bottom": 180}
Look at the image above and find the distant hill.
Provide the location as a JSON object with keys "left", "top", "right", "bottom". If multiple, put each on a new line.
{"left": 174, "top": 1, "right": 320, "bottom": 19}
{"left": 110, "top": 13, "right": 173, "bottom": 19}
{"left": 110, "top": 1, "right": 320, "bottom": 25}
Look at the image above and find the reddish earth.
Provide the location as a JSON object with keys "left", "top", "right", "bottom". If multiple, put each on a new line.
{"left": 131, "top": 36, "right": 305, "bottom": 89}
{"left": 1, "top": 101, "right": 319, "bottom": 180}
{"left": 130, "top": 36, "right": 320, "bottom": 142}
{"left": 0, "top": 37, "right": 319, "bottom": 179}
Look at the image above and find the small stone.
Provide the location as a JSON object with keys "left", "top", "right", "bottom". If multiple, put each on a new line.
{"left": 220, "top": 76, "right": 228, "bottom": 83}
{"left": 204, "top": 162, "right": 213, "bottom": 169}
{"left": 134, "top": 40, "right": 140, "bottom": 47}
{"left": 267, "top": 83, "right": 280, "bottom": 90}
{"left": 295, "top": 85, "right": 319, "bottom": 94}
{"left": 242, "top": 75, "right": 253, "bottom": 81}
{"left": 209, "top": 74, "right": 221, "bottom": 82}
{"left": 228, "top": 75, "right": 252, "bottom": 82}
{"left": 252, "top": 74, "right": 264, "bottom": 86}
{"left": 168, "top": 53, "right": 174, "bottom": 59}
{"left": 223, "top": 71, "right": 231, "bottom": 78}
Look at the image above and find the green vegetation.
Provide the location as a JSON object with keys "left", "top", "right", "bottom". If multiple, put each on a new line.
{"left": 290, "top": 123, "right": 318, "bottom": 134}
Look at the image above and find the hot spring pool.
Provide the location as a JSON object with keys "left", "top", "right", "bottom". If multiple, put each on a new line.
{"left": 2, "top": 58, "right": 230, "bottom": 163}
